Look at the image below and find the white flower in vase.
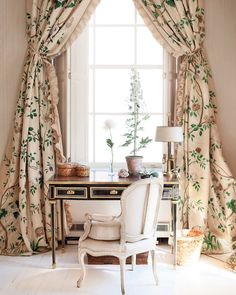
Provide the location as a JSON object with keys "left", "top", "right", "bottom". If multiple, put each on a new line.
{"left": 104, "top": 119, "right": 116, "bottom": 175}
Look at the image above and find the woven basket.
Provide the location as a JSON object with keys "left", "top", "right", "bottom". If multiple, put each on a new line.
{"left": 76, "top": 165, "right": 90, "bottom": 177}
{"left": 177, "top": 229, "right": 204, "bottom": 266}
{"left": 57, "top": 162, "right": 77, "bottom": 177}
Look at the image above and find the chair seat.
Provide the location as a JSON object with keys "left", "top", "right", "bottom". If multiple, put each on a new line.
{"left": 80, "top": 237, "right": 155, "bottom": 256}
{"left": 88, "top": 220, "right": 121, "bottom": 241}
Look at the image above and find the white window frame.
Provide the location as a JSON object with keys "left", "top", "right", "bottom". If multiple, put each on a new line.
{"left": 57, "top": 15, "right": 176, "bottom": 168}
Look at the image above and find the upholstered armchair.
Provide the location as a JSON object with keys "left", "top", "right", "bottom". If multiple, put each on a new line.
{"left": 77, "top": 178, "right": 163, "bottom": 294}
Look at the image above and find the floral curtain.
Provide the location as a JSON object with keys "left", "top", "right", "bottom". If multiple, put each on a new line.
{"left": 0, "top": 0, "right": 100, "bottom": 255}
{"left": 133, "top": 0, "right": 236, "bottom": 253}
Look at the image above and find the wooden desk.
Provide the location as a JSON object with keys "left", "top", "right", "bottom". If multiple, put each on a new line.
{"left": 47, "top": 171, "right": 179, "bottom": 268}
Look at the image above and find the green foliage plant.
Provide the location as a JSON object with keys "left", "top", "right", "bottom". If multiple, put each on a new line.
{"left": 122, "top": 69, "right": 152, "bottom": 156}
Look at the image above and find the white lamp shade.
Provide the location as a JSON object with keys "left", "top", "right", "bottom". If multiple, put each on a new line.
{"left": 155, "top": 126, "right": 183, "bottom": 142}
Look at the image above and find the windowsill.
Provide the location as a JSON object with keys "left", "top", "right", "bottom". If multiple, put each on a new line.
{"left": 88, "top": 163, "right": 162, "bottom": 169}
{"left": 88, "top": 166, "right": 162, "bottom": 176}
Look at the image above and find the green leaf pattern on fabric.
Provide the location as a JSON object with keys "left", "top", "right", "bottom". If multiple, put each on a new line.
{"left": 0, "top": 0, "right": 100, "bottom": 255}
{"left": 137, "top": 0, "right": 236, "bottom": 253}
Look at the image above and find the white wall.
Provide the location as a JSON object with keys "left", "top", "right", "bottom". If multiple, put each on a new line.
{"left": 205, "top": 0, "right": 236, "bottom": 176}
{"left": 0, "top": 0, "right": 27, "bottom": 161}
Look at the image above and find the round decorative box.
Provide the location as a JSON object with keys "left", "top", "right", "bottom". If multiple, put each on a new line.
{"left": 76, "top": 165, "right": 90, "bottom": 177}
{"left": 57, "top": 162, "right": 77, "bottom": 177}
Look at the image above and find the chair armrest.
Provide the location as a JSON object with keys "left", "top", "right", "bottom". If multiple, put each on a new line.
{"left": 79, "top": 213, "right": 121, "bottom": 244}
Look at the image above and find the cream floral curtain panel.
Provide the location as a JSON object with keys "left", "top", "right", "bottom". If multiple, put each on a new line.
{"left": 133, "top": 0, "right": 236, "bottom": 253}
{"left": 0, "top": 0, "right": 100, "bottom": 255}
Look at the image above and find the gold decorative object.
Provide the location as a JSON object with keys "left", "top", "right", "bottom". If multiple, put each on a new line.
{"left": 110, "top": 190, "right": 118, "bottom": 195}
{"left": 155, "top": 126, "right": 183, "bottom": 177}
{"left": 66, "top": 190, "right": 75, "bottom": 195}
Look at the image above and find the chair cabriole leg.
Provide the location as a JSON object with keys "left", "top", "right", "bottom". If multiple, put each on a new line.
{"left": 77, "top": 251, "right": 86, "bottom": 288}
{"left": 119, "top": 258, "right": 126, "bottom": 294}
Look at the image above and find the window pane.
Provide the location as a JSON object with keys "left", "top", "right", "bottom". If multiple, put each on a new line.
{"left": 137, "top": 27, "right": 163, "bottom": 65}
{"left": 89, "top": 13, "right": 94, "bottom": 25}
{"left": 136, "top": 11, "right": 145, "bottom": 25}
{"left": 95, "top": 0, "right": 135, "bottom": 25}
{"left": 95, "top": 27, "right": 135, "bottom": 65}
{"left": 139, "top": 69, "right": 163, "bottom": 113}
{"left": 94, "top": 69, "right": 130, "bottom": 113}
{"left": 140, "top": 115, "right": 164, "bottom": 163}
{"left": 92, "top": 115, "right": 129, "bottom": 163}
{"left": 73, "top": 1, "right": 167, "bottom": 166}
{"left": 90, "top": 114, "right": 163, "bottom": 164}
{"left": 89, "top": 115, "right": 94, "bottom": 163}
{"left": 89, "top": 69, "right": 94, "bottom": 113}
{"left": 93, "top": 69, "right": 163, "bottom": 114}
{"left": 89, "top": 27, "right": 94, "bottom": 64}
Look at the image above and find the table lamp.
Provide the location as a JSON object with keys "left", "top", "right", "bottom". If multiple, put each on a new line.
{"left": 155, "top": 126, "right": 183, "bottom": 177}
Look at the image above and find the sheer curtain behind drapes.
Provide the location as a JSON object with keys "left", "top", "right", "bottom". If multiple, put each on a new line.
{"left": 133, "top": 0, "right": 236, "bottom": 253}
{"left": 0, "top": 0, "right": 100, "bottom": 255}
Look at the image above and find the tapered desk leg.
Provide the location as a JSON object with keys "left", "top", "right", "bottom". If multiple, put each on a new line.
{"left": 50, "top": 199, "right": 56, "bottom": 269}
{"left": 60, "top": 199, "right": 65, "bottom": 251}
{"left": 172, "top": 199, "right": 177, "bottom": 267}
{"left": 172, "top": 184, "right": 179, "bottom": 268}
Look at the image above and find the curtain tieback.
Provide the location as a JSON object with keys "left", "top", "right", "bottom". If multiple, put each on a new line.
{"left": 185, "top": 47, "right": 202, "bottom": 57}
{"left": 28, "top": 44, "right": 51, "bottom": 64}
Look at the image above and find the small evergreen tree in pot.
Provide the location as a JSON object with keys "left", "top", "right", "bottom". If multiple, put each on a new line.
{"left": 122, "top": 69, "right": 152, "bottom": 175}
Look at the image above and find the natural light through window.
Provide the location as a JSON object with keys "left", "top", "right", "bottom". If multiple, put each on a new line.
{"left": 70, "top": 0, "right": 168, "bottom": 167}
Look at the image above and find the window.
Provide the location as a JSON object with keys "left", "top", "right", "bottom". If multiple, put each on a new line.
{"left": 66, "top": 0, "right": 173, "bottom": 168}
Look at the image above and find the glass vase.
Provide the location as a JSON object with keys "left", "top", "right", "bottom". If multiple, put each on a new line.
{"left": 108, "top": 161, "right": 115, "bottom": 176}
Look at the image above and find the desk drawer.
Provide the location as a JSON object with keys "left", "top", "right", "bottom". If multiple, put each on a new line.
{"left": 55, "top": 187, "right": 87, "bottom": 199}
{"left": 162, "top": 186, "right": 173, "bottom": 200}
{"left": 90, "top": 187, "right": 126, "bottom": 199}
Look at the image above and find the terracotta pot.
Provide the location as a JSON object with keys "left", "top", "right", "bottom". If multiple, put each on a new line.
{"left": 125, "top": 156, "right": 143, "bottom": 176}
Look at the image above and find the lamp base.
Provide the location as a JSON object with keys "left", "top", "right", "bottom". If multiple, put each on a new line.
{"left": 163, "top": 171, "right": 174, "bottom": 179}
{"left": 164, "top": 158, "right": 174, "bottom": 177}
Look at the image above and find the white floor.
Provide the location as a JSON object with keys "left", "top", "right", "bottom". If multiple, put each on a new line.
{"left": 0, "top": 245, "right": 236, "bottom": 295}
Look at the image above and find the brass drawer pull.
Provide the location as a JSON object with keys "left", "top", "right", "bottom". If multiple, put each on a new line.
{"left": 110, "top": 190, "right": 118, "bottom": 195}
{"left": 67, "top": 190, "right": 75, "bottom": 195}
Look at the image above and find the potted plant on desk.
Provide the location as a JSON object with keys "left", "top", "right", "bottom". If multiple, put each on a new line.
{"left": 121, "top": 69, "right": 152, "bottom": 175}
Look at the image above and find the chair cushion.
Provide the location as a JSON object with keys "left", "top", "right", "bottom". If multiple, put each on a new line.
{"left": 88, "top": 220, "right": 121, "bottom": 241}
{"left": 80, "top": 237, "right": 155, "bottom": 255}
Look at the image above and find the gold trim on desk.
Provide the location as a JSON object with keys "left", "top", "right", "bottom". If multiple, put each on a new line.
{"left": 47, "top": 174, "right": 179, "bottom": 186}
{"left": 54, "top": 187, "right": 88, "bottom": 199}
{"left": 90, "top": 186, "right": 125, "bottom": 199}
{"left": 162, "top": 186, "right": 174, "bottom": 200}
{"left": 48, "top": 179, "right": 135, "bottom": 185}
{"left": 49, "top": 199, "right": 57, "bottom": 205}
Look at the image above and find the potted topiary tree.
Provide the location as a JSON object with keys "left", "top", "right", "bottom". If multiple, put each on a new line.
{"left": 121, "top": 69, "right": 152, "bottom": 175}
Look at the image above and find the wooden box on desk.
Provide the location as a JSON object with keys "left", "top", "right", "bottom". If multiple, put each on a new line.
{"left": 87, "top": 252, "right": 149, "bottom": 265}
